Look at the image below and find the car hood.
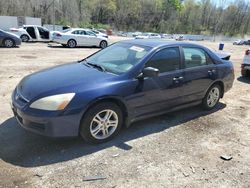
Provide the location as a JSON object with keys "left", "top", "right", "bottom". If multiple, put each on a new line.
{"left": 17, "top": 62, "right": 116, "bottom": 100}
{"left": 5, "top": 31, "right": 19, "bottom": 39}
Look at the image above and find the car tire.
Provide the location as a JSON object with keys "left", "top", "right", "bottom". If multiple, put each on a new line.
{"left": 3, "top": 38, "right": 15, "bottom": 48}
{"left": 100, "top": 40, "right": 108, "bottom": 49}
{"left": 20, "top": 34, "right": 29, "bottom": 42}
{"left": 67, "top": 39, "right": 77, "bottom": 48}
{"left": 202, "top": 84, "right": 221, "bottom": 110}
{"left": 80, "top": 102, "right": 123, "bottom": 144}
{"left": 241, "top": 69, "right": 249, "bottom": 77}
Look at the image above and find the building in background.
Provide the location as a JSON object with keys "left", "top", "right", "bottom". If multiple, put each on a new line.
{"left": 0, "top": 16, "right": 41, "bottom": 31}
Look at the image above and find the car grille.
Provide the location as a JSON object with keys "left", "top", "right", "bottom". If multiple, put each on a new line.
{"left": 14, "top": 89, "right": 30, "bottom": 107}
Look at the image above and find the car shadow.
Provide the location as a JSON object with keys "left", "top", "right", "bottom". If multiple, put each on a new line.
{"left": 47, "top": 44, "right": 100, "bottom": 49}
{"left": 237, "top": 76, "right": 250, "bottom": 84}
{"left": 0, "top": 103, "right": 226, "bottom": 167}
{"left": 0, "top": 46, "right": 20, "bottom": 48}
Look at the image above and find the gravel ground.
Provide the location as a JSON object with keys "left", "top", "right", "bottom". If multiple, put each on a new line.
{"left": 0, "top": 37, "right": 249, "bottom": 188}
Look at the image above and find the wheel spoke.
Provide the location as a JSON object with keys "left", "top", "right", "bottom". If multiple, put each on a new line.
{"left": 91, "top": 125, "right": 101, "bottom": 136}
{"left": 107, "top": 120, "right": 117, "bottom": 127}
{"left": 102, "top": 128, "right": 109, "bottom": 136}
{"left": 104, "top": 110, "right": 113, "bottom": 120}
{"left": 93, "top": 114, "right": 102, "bottom": 123}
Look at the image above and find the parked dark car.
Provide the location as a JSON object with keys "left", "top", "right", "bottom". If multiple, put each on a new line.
{"left": 11, "top": 40, "right": 234, "bottom": 143}
{"left": 0, "top": 29, "right": 21, "bottom": 47}
{"left": 243, "top": 40, "right": 250, "bottom": 45}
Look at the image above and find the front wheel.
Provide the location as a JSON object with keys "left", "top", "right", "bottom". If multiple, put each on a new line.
{"left": 202, "top": 84, "right": 221, "bottom": 110}
{"left": 4, "top": 38, "right": 15, "bottom": 48}
{"left": 100, "top": 40, "right": 108, "bottom": 49}
{"left": 80, "top": 102, "right": 123, "bottom": 144}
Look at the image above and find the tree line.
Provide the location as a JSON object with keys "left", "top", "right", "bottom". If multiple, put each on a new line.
{"left": 0, "top": 0, "right": 249, "bottom": 36}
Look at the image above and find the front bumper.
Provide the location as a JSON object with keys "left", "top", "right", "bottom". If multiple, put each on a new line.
{"left": 11, "top": 90, "right": 82, "bottom": 137}
{"left": 11, "top": 105, "right": 80, "bottom": 137}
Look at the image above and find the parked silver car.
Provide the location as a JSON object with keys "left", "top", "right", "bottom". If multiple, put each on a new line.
{"left": 52, "top": 28, "right": 108, "bottom": 48}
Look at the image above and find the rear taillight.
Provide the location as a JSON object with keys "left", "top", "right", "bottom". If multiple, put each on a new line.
{"left": 245, "top": 49, "right": 250, "bottom": 55}
{"left": 10, "top": 29, "right": 18, "bottom": 32}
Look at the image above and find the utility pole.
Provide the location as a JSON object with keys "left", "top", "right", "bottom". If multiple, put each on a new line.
{"left": 52, "top": 0, "right": 55, "bottom": 31}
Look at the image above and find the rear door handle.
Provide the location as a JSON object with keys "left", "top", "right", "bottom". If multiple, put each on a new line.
{"left": 173, "top": 76, "right": 183, "bottom": 81}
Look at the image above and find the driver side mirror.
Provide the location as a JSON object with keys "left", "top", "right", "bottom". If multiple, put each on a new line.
{"left": 141, "top": 67, "right": 159, "bottom": 78}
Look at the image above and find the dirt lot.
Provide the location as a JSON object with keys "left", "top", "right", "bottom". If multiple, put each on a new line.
{"left": 0, "top": 37, "right": 249, "bottom": 188}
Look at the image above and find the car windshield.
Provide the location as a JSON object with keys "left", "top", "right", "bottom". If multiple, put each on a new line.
{"left": 92, "top": 30, "right": 98, "bottom": 34}
{"left": 62, "top": 29, "right": 72, "bottom": 33}
{"left": 85, "top": 43, "right": 151, "bottom": 75}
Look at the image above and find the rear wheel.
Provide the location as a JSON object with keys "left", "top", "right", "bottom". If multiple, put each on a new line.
{"left": 3, "top": 38, "right": 15, "bottom": 48}
{"left": 202, "top": 84, "right": 221, "bottom": 110}
{"left": 100, "top": 40, "right": 108, "bottom": 49}
{"left": 80, "top": 102, "right": 123, "bottom": 144}
{"left": 20, "top": 34, "right": 29, "bottom": 42}
{"left": 241, "top": 69, "right": 249, "bottom": 77}
{"left": 67, "top": 39, "right": 77, "bottom": 48}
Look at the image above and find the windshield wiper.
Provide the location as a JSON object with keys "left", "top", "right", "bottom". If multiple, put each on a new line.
{"left": 79, "top": 59, "right": 106, "bottom": 72}
{"left": 86, "top": 62, "right": 106, "bottom": 72}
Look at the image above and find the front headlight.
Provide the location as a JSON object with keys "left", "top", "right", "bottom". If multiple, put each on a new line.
{"left": 30, "top": 93, "right": 75, "bottom": 111}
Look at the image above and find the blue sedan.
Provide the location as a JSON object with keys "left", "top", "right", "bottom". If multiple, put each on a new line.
{"left": 11, "top": 40, "right": 234, "bottom": 143}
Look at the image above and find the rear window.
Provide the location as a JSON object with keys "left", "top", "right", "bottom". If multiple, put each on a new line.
{"left": 183, "top": 47, "right": 213, "bottom": 68}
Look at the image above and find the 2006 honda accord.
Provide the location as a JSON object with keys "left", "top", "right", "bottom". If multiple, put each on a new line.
{"left": 11, "top": 40, "right": 234, "bottom": 143}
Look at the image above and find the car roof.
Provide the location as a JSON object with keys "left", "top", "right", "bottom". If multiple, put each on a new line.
{"left": 71, "top": 28, "right": 88, "bottom": 31}
{"left": 120, "top": 39, "right": 205, "bottom": 48}
{"left": 23, "top": 25, "right": 43, "bottom": 27}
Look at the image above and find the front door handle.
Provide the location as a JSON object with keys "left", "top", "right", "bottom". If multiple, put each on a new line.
{"left": 208, "top": 69, "right": 216, "bottom": 75}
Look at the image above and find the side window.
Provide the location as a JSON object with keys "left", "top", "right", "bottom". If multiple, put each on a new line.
{"left": 183, "top": 47, "right": 213, "bottom": 68}
{"left": 146, "top": 47, "right": 180, "bottom": 73}
{"left": 80, "top": 30, "right": 86, "bottom": 35}
{"left": 72, "top": 30, "right": 81, "bottom": 35}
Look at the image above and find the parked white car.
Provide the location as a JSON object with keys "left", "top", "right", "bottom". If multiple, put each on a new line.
{"left": 241, "top": 48, "right": 250, "bottom": 77}
{"left": 10, "top": 25, "right": 52, "bottom": 42}
{"left": 135, "top": 33, "right": 161, "bottom": 39}
{"left": 52, "top": 28, "right": 108, "bottom": 48}
{"left": 233, "top": 39, "right": 244, "bottom": 45}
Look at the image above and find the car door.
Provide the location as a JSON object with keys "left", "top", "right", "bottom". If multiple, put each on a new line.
{"left": 37, "top": 27, "right": 50, "bottom": 40}
{"left": 127, "top": 47, "right": 185, "bottom": 117}
{"left": 85, "top": 31, "right": 100, "bottom": 46}
{"left": 181, "top": 46, "right": 218, "bottom": 103}
{"left": 71, "top": 30, "right": 85, "bottom": 46}
{"left": 26, "top": 27, "right": 36, "bottom": 39}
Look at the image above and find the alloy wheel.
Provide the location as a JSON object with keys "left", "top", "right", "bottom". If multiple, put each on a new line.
{"left": 21, "top": 35, "right": 29, "bottom": 42}
{"left": 100, "top": 41, "right": 107, "bottom": 49}
{"left": 4, "top": 39, "right": 14, "bottom": 48}
{"left": 207, "top": 87, "right": 220, "bottom": 107}
{"left": 68, "top": 40, "right": 76, "bottom": 48}
{"left": 90, "top": 109, "right": 118, "bottom": 140}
